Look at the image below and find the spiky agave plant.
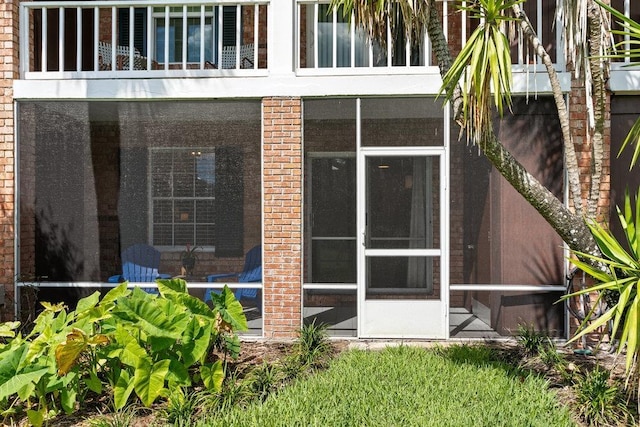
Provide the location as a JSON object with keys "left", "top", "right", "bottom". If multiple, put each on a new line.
{"left": 563, "top": 188, "right": 640, "bottom": 377}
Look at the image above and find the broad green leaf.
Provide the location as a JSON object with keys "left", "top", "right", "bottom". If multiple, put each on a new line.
{"left": 101, "top": 282, "right": 130, "bottom": 306}
{"left": 114, "top": 370, "right": 135, "bottom": 410}
{"left": 157, "top": 277, "right": 187, "bottom": 295}
{"left": 0, "top": 368, "right": 48, "bottom": 400}
{"left": 224, "top": 334, "right": 242, "bottom": 360}
{"left": 20, "top": 330, "right": 53, "bottom": 370}
{"left": 201, "top": 360, "right": 224, "bottom": 393}
{"left": 86, "top": 370, "right": 102, "bottom": 394}
{"left": 61, "top": 386, "right": 77, "bottom": 414}
{"left": 178, "top": 293, "right": 217, "bottom": 319}
{"left": 27, "top": 408, "right": 45, "bottom": 427}
{"left": 119, "top": 340, "right": 149, "bottom": 368}
{"left": 215, "top": 286, "right": 248, "bottom": 332}
{"left": 166, "top": 359, "right": 191, "bottom": 388}
{"left": 134, "top": 359, "right": 170, "bottom": 407}
{"left": 149, "top": 336, "right": 176, "bottom": 353}
{"left": 114, "top": 294, "right": 188, "bottom": 340}
{"left": 0, "top": 342, "right": 27, "bottom": 385}
{"left": 182, "top": 319, "right": 212, "bottom": 366}
{"left": 75, "top": 291, "right": 100, "bottom": 314}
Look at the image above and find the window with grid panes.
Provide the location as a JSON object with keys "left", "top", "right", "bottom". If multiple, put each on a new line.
{"left": 151, "top": 148, "right": 216, "bottom": 248}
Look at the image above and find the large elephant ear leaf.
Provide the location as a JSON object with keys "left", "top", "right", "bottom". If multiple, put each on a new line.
{"left": 214, "top": 286, "right": 248, "bottom": 332}
{"left": 157, "top": 278, "right": 187, "bottom": 296}
{"left": 201, "top": 360, "right": 224, "bottom": 393}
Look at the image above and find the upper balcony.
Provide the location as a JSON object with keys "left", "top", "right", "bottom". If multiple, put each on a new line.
{"left": 20, "top": 0, "right": 570, "bottom": 80}
{"left": 31, "top": 1, "right": 640, "bottom": 96}
{"left": 20, "top": 0, "right": 269, "bottom": 79}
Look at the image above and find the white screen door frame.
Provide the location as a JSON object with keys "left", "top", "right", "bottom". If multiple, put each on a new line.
{"left": 357, "top": 147, "right": 449, "bottom": 339}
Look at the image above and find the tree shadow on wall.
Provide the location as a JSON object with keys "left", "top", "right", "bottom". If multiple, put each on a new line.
{"left": 32, "top": 205, "right": 94, "bottom": 312}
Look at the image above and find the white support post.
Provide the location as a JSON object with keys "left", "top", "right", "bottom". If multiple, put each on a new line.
{"left": 111, "top": 6, "right": 116, "bottom": 69}
{"left": 253, "top": 4, "right": 259, "bottom": 69}
{"left": 332, "top": 7, "right": 337, "bottom": 68}
{"left": 19, "top": 4, "right": 29, "bottom": 76}
{"left": 94, "top": 6, "right": 99, "bottom": 71}
{"left": 200, "top": 5, "right": 205, "bottom": 69}
{"left": 147, "top": 6, "right": 152, "bottom": 70}
{"left": 182, "top": 5, "right": 188, "bottom": 69}
{"left": 386, "top": 16, "right": 391, "bottom": 67}
{"left": 77, "top": 7, "right": 82, "bottom": 71}
{"left": 236, "top": 4, "right": 241, "bottom": 68}
{"left": 350, "top": 14, "right": 355, "bottom": 68}
{"left": 41, "top": 7, "right": 48, "bottom": 72}
{"left": 164, "top": 6, "right": 170, "bottom": 70}
{"left": 268, "top": 0, "right": 294, "bottom": 75}
{"left": 217, "top": 5, "right": 223, "bottom": 66}
{"left": 313, "top": 3, "right": 318, "bottom": 68}
{"left": 59, "top": 8, "right": 64, "bottom": 72}
{"left": 130, "top": 6, "right": 135, "bottom": 70}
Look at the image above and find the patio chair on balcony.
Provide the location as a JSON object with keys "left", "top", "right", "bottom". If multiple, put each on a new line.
{"left": 220, "top": 43, "right": 255, "bottom": 69}
{"left": 204, "top": 244, "right": 262, "bottom": 304}
{"left": 98, "top": 41, "right": 148, "bottom": 71}
{"left": 108, "top": 243, "right": 172, "bottom": 293}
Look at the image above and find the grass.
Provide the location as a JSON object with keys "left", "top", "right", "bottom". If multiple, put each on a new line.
{"left": 196, "top": 345, "right": 575, "bottom": 427}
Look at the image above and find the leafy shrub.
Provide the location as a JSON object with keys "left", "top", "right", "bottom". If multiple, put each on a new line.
{"left": 538, "top": 339, "right": 565, "bottom": 368}
{"left": 87, "top": 405, "right": 143, "bottom": 427}
{"left": 246, "top": 362, "right": 284, "bottom": 402}
{"left": 215, "top": 371, "right": 253, "bottom": 411}
{"left": 516, "top": 324, "right": 548, "bottom": 356}
{"left": 0, "top": 279, "right": 246, "bottom": 426}
{"left": 574, "top": 366, "right": 633, "bottom": 426}
{"left": 160, "top": 388, "right": 201, "bottom": 427}
{"left": 294, "top": 320, "right": 331, "bottom": 368}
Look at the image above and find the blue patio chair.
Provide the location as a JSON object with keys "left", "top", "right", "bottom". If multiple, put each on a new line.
{"left": 108, "top": 244, "right": 172, "bottom": 293}
{"left": 204, "top": 244, "right": 262, "bottom": 303}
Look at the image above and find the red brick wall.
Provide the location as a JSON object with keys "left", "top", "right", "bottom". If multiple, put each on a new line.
{"left": 569, "top": 74, "right": 611, "bottom": 223}
{"left": 262, "top": 97, "right": 303, "bottom": 339}
{"left": 0, "top": 0, "right": 18, "bottom": 321}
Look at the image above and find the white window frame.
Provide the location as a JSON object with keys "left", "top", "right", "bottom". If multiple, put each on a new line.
{"left": 149, "top": 147, "right": 216, "bottom": 250}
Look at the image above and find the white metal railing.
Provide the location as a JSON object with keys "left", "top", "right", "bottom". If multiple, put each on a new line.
{"left": 296, "top": 0, "right": 435, "bottom": 73}
{"left": 296, "top": 0, "right": 564, "bottom": 74}
{"left": 20, "top": 0, "right": 268, "bottom": 79}
{"left": 610, "top": 0, "right": 640, "bottom": 68}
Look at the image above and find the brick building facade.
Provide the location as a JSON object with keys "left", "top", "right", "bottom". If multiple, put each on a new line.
{"left": 2, "top": 0, "right": 636, "bottom": 340}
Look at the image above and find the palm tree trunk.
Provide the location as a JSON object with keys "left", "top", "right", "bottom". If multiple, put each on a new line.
{"left": 511, "top": 3, "right": 584, "bottom": 218}
{"left": 586, "top": 0, "right": 606, "bottom": 220}
{"left": 480, "top": 133, "right": 600, "bottom": 257}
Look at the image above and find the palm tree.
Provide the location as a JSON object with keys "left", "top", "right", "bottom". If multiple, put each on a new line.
{"left": 329, "top": 0, "right": 603, "bottom": 260}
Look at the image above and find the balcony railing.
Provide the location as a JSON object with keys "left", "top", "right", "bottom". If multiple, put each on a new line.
{"left": 20, "top": 0, "right": 269, "bottom": 79}
{"left": 20, "top": 0, "right": 574, "bottom": 81}
{"left": 296, "top": 0, "right": 563, "bottom": 75}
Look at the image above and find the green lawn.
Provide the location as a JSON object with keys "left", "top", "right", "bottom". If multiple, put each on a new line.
{"left": 197, "top": 345, "right": 574, "bottom": 427}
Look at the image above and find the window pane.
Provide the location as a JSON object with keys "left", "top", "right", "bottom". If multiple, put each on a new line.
{"left": 154, "top": 200, "right": 173, "bottom": 223}
{"left": 304, "top": 99, "right": 356, "bottom": 284}
{"left": 361, "top": 98, "right": 444, "bottom": 146}
{"left": 304, "top": 289, "right": 357, "bottom": 337}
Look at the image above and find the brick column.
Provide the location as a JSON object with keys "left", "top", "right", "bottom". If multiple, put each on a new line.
{"left": 0, "top": 0, "right": 19, "bottom": 321}
{"left": 262, "top": 97, "right": 303, "bottom": 339}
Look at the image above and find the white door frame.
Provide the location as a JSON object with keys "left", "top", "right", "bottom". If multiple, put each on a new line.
{"left": 356, "top": 146, "right": 449, "bottom": 339}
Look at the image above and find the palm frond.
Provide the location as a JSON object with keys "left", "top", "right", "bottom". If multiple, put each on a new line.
{"left": 439, "top": 0, "right": 520, "bottom": 145}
